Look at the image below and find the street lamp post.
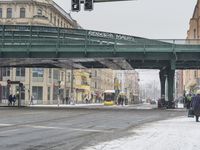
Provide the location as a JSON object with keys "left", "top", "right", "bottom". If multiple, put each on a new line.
{"left": 70, "top": 61, "right": 74, "bottom": 104}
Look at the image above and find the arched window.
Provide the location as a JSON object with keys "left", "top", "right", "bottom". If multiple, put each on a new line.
{"left": 7, "top": 8, "right": 12, "bottom": 18}
{"left": 20, "top": 8, "right": 25, "bottom": 18}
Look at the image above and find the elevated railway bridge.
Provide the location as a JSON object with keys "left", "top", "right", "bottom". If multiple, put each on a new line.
{"left": 1, "top": 25, "right": 200, "bottom": 107}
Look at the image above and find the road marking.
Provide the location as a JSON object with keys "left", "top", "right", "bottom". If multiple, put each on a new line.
{"left": 0, "top": 124, "right": 13, "bottom": 127}
{"left": 0, "top": 123, "right": 113, "bottom": 133}
{"left": 71, "top": 128, "right": 113, "bottom": 133}
{"left": 0, "top": 129, "right": 19, "bottom": 134}
{"left": 22, "top": 125, "right": 63, "bottom": 129}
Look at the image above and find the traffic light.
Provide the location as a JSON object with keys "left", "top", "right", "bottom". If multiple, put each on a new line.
{"left": 19, "top": 83, "right": 23, "bottom": 87}
{"left": 7, "top": 79, "right": 11, "bottom": 85}
{"left": 71, "top": 0, "right": 80, "bottom": 12}
{"left": 84, "top": 0, "right": 93, "bottom": 11}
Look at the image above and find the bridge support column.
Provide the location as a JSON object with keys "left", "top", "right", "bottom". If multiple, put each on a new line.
{"left": 159, "top": 70, "right": 167, "bottom": 108}
{"left": 159, "top": 70, "right": 166, "bottom": 98}
{"left": 166, "top": 69, "right": 175, "bottom": 109}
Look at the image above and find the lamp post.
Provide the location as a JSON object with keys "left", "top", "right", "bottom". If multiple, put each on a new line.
{"left": 57, "top": 80, "right": 61, "bottom": 107}
{"left": 70, "top": 61, "right": 75, "bottom": 104}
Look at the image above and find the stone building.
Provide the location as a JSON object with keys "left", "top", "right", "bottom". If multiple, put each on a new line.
{"left": 0, "top": 0, "right": 80, "bottom": 105}
{"left": 0, "top": 0, "right": 116, "bottom": 105}
{"left": 183, "top": 0, "right": 200, "bottom": 94}
{"left": 0, "top": 0, "right": 80, "bottom": 28}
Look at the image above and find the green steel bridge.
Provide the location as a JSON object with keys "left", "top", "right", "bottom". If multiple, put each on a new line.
{"left": 0, "top": 25, "right": 200, "bottom": 69}
{"left": 1, "top": 25, "right": 200, "bottom": 107}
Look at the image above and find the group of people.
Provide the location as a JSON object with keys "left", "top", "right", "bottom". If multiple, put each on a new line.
{"left": 8, "top": 94, "right": 16, "bottom": 106}
{"left": 117, "top": 95, "right": 128, "bottom": 105}
{"left": 186, "top": 90, "right": 200, "bottom": 122}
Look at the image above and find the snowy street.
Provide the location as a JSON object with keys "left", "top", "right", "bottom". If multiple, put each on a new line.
{"left": 84, "top": 117, "right": 200, "bottom": 150}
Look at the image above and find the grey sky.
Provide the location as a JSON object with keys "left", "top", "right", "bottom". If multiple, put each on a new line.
{"left": 55, "top": 0, "right": 196, "bottom": 39}
{"left": 54, "top": 0, "right": 196, "bottom": 85}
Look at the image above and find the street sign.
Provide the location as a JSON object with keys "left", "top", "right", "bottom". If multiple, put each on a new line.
{"left": 7, "top": 80, "right": 20, "bottom": 84}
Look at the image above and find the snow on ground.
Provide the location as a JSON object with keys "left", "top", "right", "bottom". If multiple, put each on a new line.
{"left": 83, "top": 117, "right": 200, "bottom": 150}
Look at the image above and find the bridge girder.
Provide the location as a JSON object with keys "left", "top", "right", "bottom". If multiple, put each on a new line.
{"left": 1, "top": 25, "right": 200, "bottom": 70}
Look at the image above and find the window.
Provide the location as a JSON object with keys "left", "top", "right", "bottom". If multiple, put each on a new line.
{"left": 95, "top": 82, "right": 97, "bottom": 88}
{"left": 2, "top": 68, "right": 10, "bottom": 76}
{"left": 67, "top": 72, "right": 71, "bottom": 82}
{"left": 53, "top": 70, "right": 60, "bottom": 80}
{"left": 61, "top": 21, "right": 63, "bottom": 27}
{"left": 61, "top": 72, "right": 64, "bottom": 81}
{"left": 48, "top": 69, "right": 52, "bottom": 78}
{"left": 7, "top": 8, "right": 12, "bottom": 18}
{"left": 194, "top": 29, "right": 196, "bottom": 39}
{"left": 2, "top": 86, "right": 8, "bottom": 99}
{"left": 48, "top": 87, "right": 51, "bottom": 100}
{"left": 32, "top": 86, "right": 43, "bottom": 100}
{"left": 194, "top": 70, "right": 198, "bottom": 78}
{"left": 0, "top": 8, "right": 2, "bottom": 18}
{"left": 37, "top": 8, "right": 42, "bottom": 16}
{"left": 16, "top": 68, "right": 25, "bottom": 77}
{"left": 57, "top": 18, "right": 60, "bottom": 26}
{"left": 32, "top": 68, "right": 44, "bottom": 77}
{"left": 54, "top": 16, "right": 56, "bottom": 25}
{"left": 95, "top": 70, "right": 97, "bottom": 77}
{"left": 20, "top": 8, "right": 25, "bottom": 18}
{"left": 50, "top": 13, "right": 52, "bottom": 22}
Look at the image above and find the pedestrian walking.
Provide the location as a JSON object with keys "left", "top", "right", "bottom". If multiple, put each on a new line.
{"left": 30, "top": 95, "right": 34, "bottom": 105}
{"left": 8, "top": 94, "right": 12, "bottom": 106}
{"left": 191, "top": 90, "right": 200, "bottom": 122}
{"left": 65, "top": 96, "right": 69, "bottom": 104}
{"left": 85, "top": 98, "right": 89, "bottom": 104}
{"left": 12, "top": 95, "right": 16, "bottom": 106}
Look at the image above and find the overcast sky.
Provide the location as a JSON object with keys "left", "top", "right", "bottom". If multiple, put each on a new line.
{"left": 55, "top": 0, "right": 196, "bottom": 39}
{"left": 54, "top": 0, "right": 197, "bottom": 85}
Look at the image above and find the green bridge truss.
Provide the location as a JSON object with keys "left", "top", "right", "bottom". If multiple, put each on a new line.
{"left": 0, "top": 25, "right": 200, "bottom": 70}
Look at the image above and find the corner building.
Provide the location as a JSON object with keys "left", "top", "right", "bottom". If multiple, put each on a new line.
{"left": 0, "top": 0, "right": 80, "bottom": 105}
{"left": 183, "top": 0, "right": 200, "bottom": 93}
{"left": 0, "top": 0, "right": 79, "bottom": 28}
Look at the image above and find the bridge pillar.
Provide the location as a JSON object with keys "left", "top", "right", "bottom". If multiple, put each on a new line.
{"left": 159, "top": 70, "right": 166, "bottom": 98}
{"left": 159, "top": 70, "right": 167, "bottom": 108}
{"left": 166, "top": 68, "right": 175, "bottom": 108}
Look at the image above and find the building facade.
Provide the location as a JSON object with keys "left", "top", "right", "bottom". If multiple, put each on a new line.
{"left": 114, "top": 70, "right": 139, "bottom": 104}
{"left": 0, "top": 67, "right": 72, "bottom": 105}
{"left": 0, "top": 0, "right": 80, "bottom": 105}
{"left": 0, "top": 0, "right": 79, "bottom": 28}
{"left": 90, "top": 69, "right": 114, "bottom": 103}
{"left": 183, "top": 0, "right": 200, "bottom": 94}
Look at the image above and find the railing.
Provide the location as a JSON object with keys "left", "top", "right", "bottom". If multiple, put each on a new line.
{"left": 0, "top": 25, "right": 137, "bottom": 47}
{"left": 1, "top": 25, "right": 200, "bottom": 54}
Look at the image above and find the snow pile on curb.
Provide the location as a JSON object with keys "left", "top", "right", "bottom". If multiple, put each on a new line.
{"left": 83, "top": 117, "right": 200, "bottom": 150}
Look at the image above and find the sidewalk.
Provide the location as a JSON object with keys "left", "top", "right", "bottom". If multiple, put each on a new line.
{"left": 0, "top": 103, "right": 165, "bottom": 110}
{"left": 28, "top": 103, "right": 158, "bottom": 110}
{"left": 29, "top": 103, "right": 104, "bottom": 108}
{"left": 83, "top": 116, "right": 200, "bottom": 150}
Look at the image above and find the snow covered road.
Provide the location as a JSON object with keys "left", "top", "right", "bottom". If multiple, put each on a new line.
{"left": 84, "top": 117, "right": 200, "bottom": 150}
